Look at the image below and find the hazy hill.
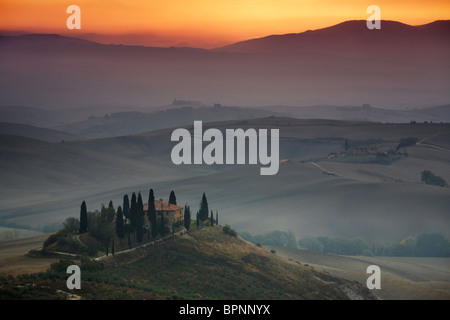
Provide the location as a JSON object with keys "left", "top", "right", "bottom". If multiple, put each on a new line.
{"left": 216, "top": 20, "right": 450, "bottom": 58}
{"left": 0, "top": 122, "right": 82, "bottom": 142}
{"left": 258, "top": 104, "right": 450, "bottom": 123}
{"left": 2, "top": 103, "right": 449, "bottom": 140}
{"left": 52, "top": 105, "right": 282, "bottom": 138}
{"left": 0, "top": 226, "right": 376, "bottom": 300}
{"left": 0, "top": 117, "right": 449, "bottom": 244}
{"left": 1, "top": 20, "right": 449, "bottom": 108}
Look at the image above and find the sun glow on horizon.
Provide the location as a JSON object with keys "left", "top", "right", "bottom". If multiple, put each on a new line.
{"left": 1, "top": 0, "right": 449, "bottom": 48}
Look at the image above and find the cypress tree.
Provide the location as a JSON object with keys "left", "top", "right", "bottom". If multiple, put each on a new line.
{"left": 196, "top": 211, "right": 200, "bottom": 227}
{"left": 79, "top": 201, "right": 88, "bottom": 233}
{"left": 123, "top": 194, "right": 130, "bottom": 222}
{"left": 108, "top": 200, "right": 114, "bottom": 208}
{"left": 130, "top": 192, "right": 137, "bottom": 234}
{"left": 216, "top": 211, "right": 218, "bottom": 226}
{"left": 184, "top": 205, "right": 191, "bottom": 231}
{"left": 147, "top": 189, "right": 157, "bottom": 238}
{"left": 138, "top": 192, "right": 144, "bottom": 216}
{"left": 169, "top": 190, "right": 177, "bottom": 205}
{"left": 199, "top": 193, "right": 209, "bottom": 221}
{"left": 116, "top": 206, "right": 124, "bottom": 242}
{"left": 136, "top": 209, "right": 144, "bottom": 246}
{"left": 210, "top": 210, "right": 214, "bottom": 226}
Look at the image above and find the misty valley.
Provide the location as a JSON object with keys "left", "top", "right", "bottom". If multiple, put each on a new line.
{"left": 171, "top": 121, "right": 280, "bottom": 175}
{"left": 0, "top": 17, "right": 449, "bottom": 301}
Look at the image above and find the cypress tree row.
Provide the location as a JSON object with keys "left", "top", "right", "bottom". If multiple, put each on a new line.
{"left": 169, "top": 190, "right": 177, "bottom": 205}
{"left": 79, "top": 201, "right": 88, "bottom": 234}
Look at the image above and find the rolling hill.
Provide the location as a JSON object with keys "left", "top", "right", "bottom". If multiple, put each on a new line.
{"left": 0, "top": 226, "right": 377, "bottom": 300}
{"left": 0, "top": 117, "right": 449, "bottom": 244}
{"left": 266, "top": 245, "right": 450, "bottom": 300}
{"left": 0, "top": 122, "right": 82, "bottom": 142}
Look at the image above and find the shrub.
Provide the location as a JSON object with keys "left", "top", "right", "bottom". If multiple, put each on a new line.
{"left": 63, "top": 217, "right": 80, "bottom": 234}
{"left": 222, "top": 225, "right": 237, "bottom": 237}
{"left": 396, "top": 137, "right": 418, "bottom": 150}
{"left": 49, "top": 259, "right": 76, "bottom": 273}
{"left": 43, "top": 230, "right": 67, "bottom": 248}
{"left": 421, "top": 170, "right": 447, "bottom": 187}
{"left": 80, "top": 256, "right": 104, "bottom": 272}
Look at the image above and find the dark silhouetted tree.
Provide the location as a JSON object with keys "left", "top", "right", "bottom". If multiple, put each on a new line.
{"left": 138, "top": 192, "right": 144, "bottom": 215}
{"left": 130, "top": 192, "right": 137, "bottom": 235}
{"left": 116, "top": 206, "right": 124, "bottom": 242}
{"left": 136, "top": 209, "right": 144, "bottom": 246}
{"left": 108, "top": 200, "right": 114, "bottom": 208}
{"left": 169, "top": 190, "right": 177, "bottom": 205}
{"left": 79, "top": 201, "right": 88, "bottom": 233}
{"left": 210, "top": 210, "right": 214, "bottom": 226}
{"left": 147, "top": 189, "right": 157, "bottom": 238}
{"left": 184, "top": 205, "right": 191, "bottom": 231}
{"left": 216, "top": 211, "right": 218, "bottom": 226}
{"left": 199, "top": 193, "right": 209, "bottom": 221}
{"left": 123, "top": 194, "right": 130, "bottom": 222}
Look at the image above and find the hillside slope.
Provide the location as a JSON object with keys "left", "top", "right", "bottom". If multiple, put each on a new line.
{"left": 268, "top": 246, "right": 450, "bottom": 300}
{"left": 0, "top": 226, "right": 376, "bottom": 300}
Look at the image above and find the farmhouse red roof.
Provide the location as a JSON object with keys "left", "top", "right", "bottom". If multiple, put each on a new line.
{"left": 143, "top": 200, "right": 183, "bottom": 212}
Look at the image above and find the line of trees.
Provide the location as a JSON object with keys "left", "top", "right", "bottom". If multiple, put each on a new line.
{"left": 298, "top": 233, "right": 450, "bottom": 257}
{"left": 72, "top": 190, "right": 219, "bottom": 256}
{"left": 195, "top": 192, "right": 218, "bottom": 227}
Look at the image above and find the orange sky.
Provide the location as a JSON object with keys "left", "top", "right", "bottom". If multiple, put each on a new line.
{"left": 1, "top": 0, "right": 449, "bottom": 47}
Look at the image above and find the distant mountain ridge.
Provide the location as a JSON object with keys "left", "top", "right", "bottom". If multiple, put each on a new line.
{"left": 215, "top": 20, "right": 450, "bottom": 57}
{"left": 1, "top": 19, "right": 449, "bottom": 108}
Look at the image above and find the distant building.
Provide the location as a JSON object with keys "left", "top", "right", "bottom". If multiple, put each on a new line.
{"left": 144, "top": 199, "right": 184, "bottom": 227}
{"left": 346, "top": 145, "right": 378, "bottom": 155}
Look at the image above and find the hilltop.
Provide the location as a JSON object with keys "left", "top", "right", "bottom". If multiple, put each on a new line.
{"left": 0, "top": 226, "right": 376, "bottom": 300}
